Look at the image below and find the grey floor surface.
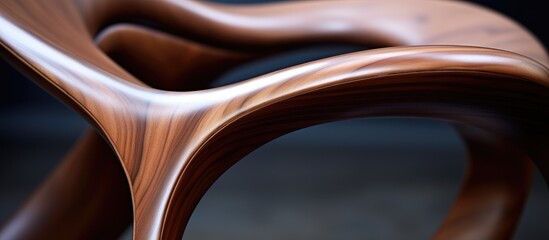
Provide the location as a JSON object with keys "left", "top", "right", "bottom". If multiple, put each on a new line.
{"left": 1, "top": 106, "right": 549, "bottom": 240}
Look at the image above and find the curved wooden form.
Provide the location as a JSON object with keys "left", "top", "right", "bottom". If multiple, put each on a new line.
{"left": 0, "top": 132, "right": 132, "bottom": 240}
{"left": 1, "top": 0, "right": 548, "bottom": 239}
{"left": 435, "top": 125, "right": 533, "bottom": 239}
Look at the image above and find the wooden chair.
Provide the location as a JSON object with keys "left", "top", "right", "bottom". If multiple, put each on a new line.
{"left": 0, "top": 0, "right": 548, "bottom": 239}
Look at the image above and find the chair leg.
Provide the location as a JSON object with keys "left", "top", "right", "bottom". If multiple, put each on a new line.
{"left": 0, "top": 130, "right": 132, "bottom": 240}
{"left": 0, "top": 125, "right": 536, "bottom": 239}
{"left": 434, "top": 125, "right": 533, "bottom": 240}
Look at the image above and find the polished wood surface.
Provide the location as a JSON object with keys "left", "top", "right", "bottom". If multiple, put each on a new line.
{"left": 1, "top": 0, "right": 548, "bottom": 239}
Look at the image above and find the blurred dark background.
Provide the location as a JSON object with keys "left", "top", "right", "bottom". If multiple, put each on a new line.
{"left": 1, "top": 0, "right": 549, "bottom": 239}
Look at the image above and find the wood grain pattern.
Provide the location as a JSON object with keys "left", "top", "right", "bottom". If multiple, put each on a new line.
{"left": 1, "top": 0, "right": 549, "bottom": 239}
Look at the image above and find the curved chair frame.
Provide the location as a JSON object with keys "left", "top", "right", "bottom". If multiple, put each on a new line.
{"left": 1, "top": 0, "right": 548, "bottom": 239}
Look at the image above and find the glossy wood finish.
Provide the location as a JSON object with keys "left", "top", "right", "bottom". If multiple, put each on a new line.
{"left": 96, "top": 24, "right": 260, "bottom": 91}
{"left": 1, "top": 0, "right": 549, "bottom": 239}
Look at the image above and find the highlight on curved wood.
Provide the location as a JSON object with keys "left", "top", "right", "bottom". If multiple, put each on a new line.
{"left": 1, "top": 0, "right": 548, "bottom": 239}
{"left": 96, "top": 24, "right": 261, "bottom": 91}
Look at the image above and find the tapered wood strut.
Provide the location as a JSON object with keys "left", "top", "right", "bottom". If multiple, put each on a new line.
{"left": 1, "top": 0, "right": 549, "bottom": 239}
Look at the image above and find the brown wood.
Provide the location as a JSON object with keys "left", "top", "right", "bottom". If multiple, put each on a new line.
{"left": 435, "top": 125, "right": 533, "bottom": 240}
{"left": 1, "top": 0, "right": 548, "bottom": 239}
{"left": 96, "top": 24, "right": 260, "bottom": 91}
{"left": 0, "top": 131, "right": 132, "bottom": 240}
